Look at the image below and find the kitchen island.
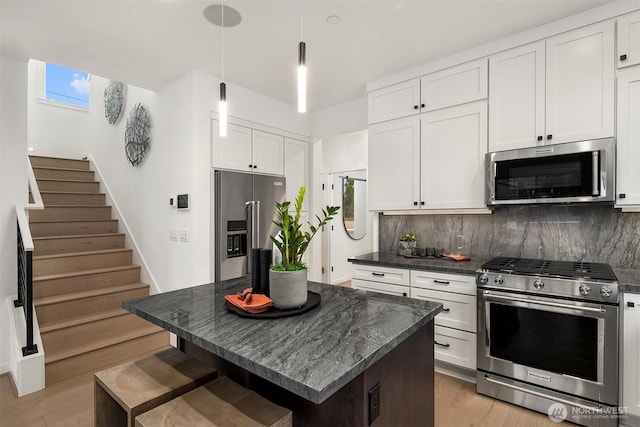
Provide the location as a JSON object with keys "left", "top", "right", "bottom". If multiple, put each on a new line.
{"left": 123, "top": 277, "right": 442, "bottom": 426}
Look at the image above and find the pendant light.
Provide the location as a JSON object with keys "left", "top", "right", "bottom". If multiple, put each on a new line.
{"left": 297, "top": 1, "right": 306, "bottom": 113}
{"left": 219, "top": 0, "right": 227, "bottom": 137}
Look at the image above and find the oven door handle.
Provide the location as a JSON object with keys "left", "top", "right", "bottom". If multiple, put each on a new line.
{"left": 482, "top": 374, "right": 607, "bottom": 414}
{"left": 482, "top": 291, "right": 606, "bottom": 313}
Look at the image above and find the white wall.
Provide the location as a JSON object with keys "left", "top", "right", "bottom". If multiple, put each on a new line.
{"left": 0, "top": 56, "right": 29, "bottom": 374}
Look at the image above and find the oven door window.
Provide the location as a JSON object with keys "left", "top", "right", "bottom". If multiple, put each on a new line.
{"left": 494, "top": 151, "right": 598, "bottom": 200}
{"left": 489, "top": 303, "right": 598, "bottom": 382}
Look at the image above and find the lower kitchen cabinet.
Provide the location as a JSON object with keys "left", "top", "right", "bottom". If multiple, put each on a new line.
{"left": 351, "top": 264, "right": 410, "bottom": 297}
{"left": 433, "top": 325, "right": 477, "bottom": 370}
{"left": 410, "top": 287, "right": 476, "bottom": 333}
{"left": 622, "top": 293, "right": 640, "bottom": 422}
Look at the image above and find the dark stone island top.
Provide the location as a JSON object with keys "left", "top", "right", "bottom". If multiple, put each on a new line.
{"left": 123, "top": 277, "right": 442, "bottom": 404}
{"left": 348, "top": 251, "right": 488, "bottom": 276}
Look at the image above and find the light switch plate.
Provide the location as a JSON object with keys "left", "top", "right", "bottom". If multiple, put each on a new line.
{"left": 179, "top": 229, "right": 189, "bottom": 242}
{"left": 169, "top": 229, "right": 178, "bottom": 241}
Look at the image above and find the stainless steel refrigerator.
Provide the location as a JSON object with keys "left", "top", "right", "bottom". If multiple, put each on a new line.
{"left": 214, "top": 170, "right": 286, "bottom": 282}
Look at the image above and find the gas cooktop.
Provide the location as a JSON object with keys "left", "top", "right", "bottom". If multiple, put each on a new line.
{"left": 480, "top": 256, "right": 618, "bottom": 282}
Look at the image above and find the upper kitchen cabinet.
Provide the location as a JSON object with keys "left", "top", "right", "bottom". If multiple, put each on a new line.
{"left": 489, "top": 41, "right": 545, "bottom": 152}
{"left": 617, "top": 11, "right": 640, "bottom": 69}
{"left": 421, "top": 101, "right": 487, "bottom": 209}
{"left": 368, "top": 117, "right": 421, "bottom": 211}
{"left": 616, "top": 68, "right": 640, "bottom": 208}
{"left": 284, "top": 138, "right": 309, "bottom": 211}
{"left": 368, "top": 59, "right": 488, "bottom": 125}
{"left": 488, "top": 21, "right": 614, "bottom": 152}
{"left": 368, "top": 102, "right": 487, "bottom": 211}
{"left": 212, "top": 122, "right": 284, "bottom": 176}
{"left": 368, "top": 79, "right": 421, "bottom": 124}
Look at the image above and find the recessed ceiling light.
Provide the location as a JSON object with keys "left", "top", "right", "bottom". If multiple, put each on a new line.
{"left": 203, "top": 4, "right": 242, "bottom": 28}
{"left": 326, "top": 15, "right": 340, "bottom": 24}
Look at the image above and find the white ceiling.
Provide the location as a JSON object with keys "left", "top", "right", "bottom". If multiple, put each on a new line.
{"left": 0, "top": 0, "right": 620, "bottom": 112}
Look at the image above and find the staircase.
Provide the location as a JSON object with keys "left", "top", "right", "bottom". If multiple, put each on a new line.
{"left": 28, "top": 155, "right": 169, "bottom": 385}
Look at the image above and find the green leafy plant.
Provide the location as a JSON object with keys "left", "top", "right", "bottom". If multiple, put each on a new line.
{"left": 270, "top": 186, "right": 339, "bottom": 271}
{"left": 400, "top": 229, "right": 416, "bottom": 242}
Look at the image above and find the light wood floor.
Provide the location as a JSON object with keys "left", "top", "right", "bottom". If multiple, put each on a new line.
{"left": 1, "top": 371, "right": 560, "bottom": 426}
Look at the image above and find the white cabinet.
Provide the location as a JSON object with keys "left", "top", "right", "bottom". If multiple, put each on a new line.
{"left": 622, "top": 293, "right": 640, "bottom": 420}
{"left": 545, "top": 21, "right": 614, "bottom": 145}
{"left": 489, "top": 41, "right": 545, "bottom": 152}
{"left": 212, "top": 123, "right": 284, "bottom": 176}
{"left": 420, "top": 58, "right": 487, "bottom": 112}
{"left": 421, "top": 101, "right": 487, "bottom": 209}
{"left": 368, "top": 59, "right": 488, "bottom": 124}
{"left": 616, "top": 68, "right": 640, "bottom": 208}
{"left": 284, "top": 138, "right": 309, "bottom": 210}
{"left": 618, "top": 11, "right": 640, "bottom": 69}
{"left": 368, "top": 102, "right": 487, "bottom": 211}
{"left": 488, "top": 21, "right": 614, "bottom": 151}
{"left": 368, "top": 117, "right": 421, "bottom": 211}
{"left": 351, "top": 264, "right": 410, "bottom": 297}
{"left": 368, "top": 79, "right": 421, "bottom": 124}
{"left": 410, "top": 270, "right": 477, "bottom": 370}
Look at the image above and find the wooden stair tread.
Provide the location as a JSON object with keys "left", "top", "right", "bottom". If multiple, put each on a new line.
{"left": 30, "top": 155, "right": 88, "bottom": 162}
{"left": 35, "top": 178, "right": 98, "bottom": 184}
{"left": 33, "top": 233, "right": 125, "bottom": 241}
{"left": 35, "top": 190, "right": 105, "bottom": 196}
{"left": 34, "top": 248, "right": 131, "bottom": 260}
{"left": 40, "top": 308, "right": 128, "bottom": 333}
{"left": 35, "top": 282, "right": 149, "bottom": 307}
{"left": 31, "top": 205, "right": 108, "bottom": 208}
{"left": 34, "top": 264, "right": 140, "bottom": 282}
{"left": 45, "top": 323, "right": 163, "bottom": 365}
{"left": 29, "top": 219, "right": 116, "bottom": 224}
{"left": 32, "top": 166, "right": 92, "bottom": 173}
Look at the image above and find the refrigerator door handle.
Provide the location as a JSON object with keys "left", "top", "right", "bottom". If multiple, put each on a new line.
{"left": 245, "top": 201, "right": 260, "bottom": 249}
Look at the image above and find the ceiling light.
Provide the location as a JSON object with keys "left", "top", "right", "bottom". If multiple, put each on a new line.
{"left": 297, "top": 2, "right": 306, "bottom": 113}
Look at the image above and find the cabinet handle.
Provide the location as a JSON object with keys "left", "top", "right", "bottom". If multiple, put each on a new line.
{"left": 619, "top": 193, "right": 626, "bottom": 199}
{"left": 420, "top": 201, "right": 425, "bottom": 205}
{"left": 421, "top": 103, "right": 425, "bottom": 108}
{"left": 413, "top": 105, "right": 419, "bottom": 110}
{"left": 546, "top": 134, "right": 553, "bottom": 140}
{"left": 402, "top": 292, "right": 407, "bottom": 297}
{"left": 441, "top": 307, "right": 450, "bottom": 312}
{"left": 413, "top": 201, "right": 418, "bottom": 206}
{"left": 435, "top": 341, "right": 450, "bottom": 348}
{"left": 537, "top": 136, "right": 543, "bottom": 141}
{"left": 249, "top": 164, "right": 253, "bottom": 168}
{"left": 372, "top": 272, "right": 385, "bottom": 277}
{"left": 253, "top": 165, "right": 257, "bottom": 169}
{"left": 434, "top": 279, "right": 450, "bottom": 285}
{"left": 620, "top": 54, "right": 627, "bottom": 61}
{"left": 628, "top": 301, "right": 636, "bottom": 308}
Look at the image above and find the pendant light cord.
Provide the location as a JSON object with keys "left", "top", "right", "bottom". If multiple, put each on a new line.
{"left": 300, "top": 0, "right": 304, "bottom": 41}
{"left": 221, "top": 0, "right": 225, "bottom": 82}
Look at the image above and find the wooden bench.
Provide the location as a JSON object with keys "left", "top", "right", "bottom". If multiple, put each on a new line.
{"left": 94, "top": 347, "right": 218, "bottom": 427}
{"left": 135, "top": 376, "right": 292, "bottom": 427}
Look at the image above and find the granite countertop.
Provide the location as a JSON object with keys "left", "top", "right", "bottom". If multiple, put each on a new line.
{"left": 349, "top": 252, "right": 640, "bottom": 293}
{"left": 123, "top": 278, "right": 442, "bottom": 404}
{"left": 348, "top": 251, "right": 487, "bottom": 276}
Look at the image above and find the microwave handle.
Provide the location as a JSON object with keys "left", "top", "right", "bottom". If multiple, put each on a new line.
{"left": 592, "top": 152, "right": 599, "bottom": 196}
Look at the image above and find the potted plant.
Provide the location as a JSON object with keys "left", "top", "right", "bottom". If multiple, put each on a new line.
{"left": 398, "top": 229, "right": 417, "bottom": 256}
{"left": 270, "top": 186, "right": 339, "bottom": 309}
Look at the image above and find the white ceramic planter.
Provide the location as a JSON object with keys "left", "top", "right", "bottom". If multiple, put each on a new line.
{"left": 269, "top": 269, "right": 308, "bottom": 309}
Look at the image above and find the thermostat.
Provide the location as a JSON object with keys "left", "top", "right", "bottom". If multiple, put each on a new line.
{"left": 177, "top": 193, "right": 190, "bottom": 210}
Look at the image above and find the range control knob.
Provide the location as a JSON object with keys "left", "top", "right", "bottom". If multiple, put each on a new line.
{"left": 533, "top": 280, "right": 544, "bottom": 290}
{"left": 579, "top": 284, "right": 591, "bottom": 296}
{"left": 494, "top": 275, "right": 504, "bottom": 286}
{"left": 600, "top": 287, "right": 612, "bottom": 298}
{"left": 479, "top": 274, "right": 489, "bottom": 284}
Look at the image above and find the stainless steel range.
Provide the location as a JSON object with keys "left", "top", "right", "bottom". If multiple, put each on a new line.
{"left": 476, "top": 257, "right": 620, "bottom": 427}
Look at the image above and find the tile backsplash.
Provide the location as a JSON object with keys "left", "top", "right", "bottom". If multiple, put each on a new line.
{"left": 379, "top": 205, "right": 640, "bottom": 269}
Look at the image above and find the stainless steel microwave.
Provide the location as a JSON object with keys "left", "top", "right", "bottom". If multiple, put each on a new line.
{"left": 486, "top": 138, "right": 615, "bottom": 205}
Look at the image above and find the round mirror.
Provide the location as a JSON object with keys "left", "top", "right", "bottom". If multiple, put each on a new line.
{"left": 342, "top": 176, "right": 367, "bottom": 240}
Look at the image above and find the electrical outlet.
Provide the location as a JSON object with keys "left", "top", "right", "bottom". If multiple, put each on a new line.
{"left": 368, "top": 383, "right": 380, "bottom": 425}
{"left": 169, "top": 229, "right": 178, "bottom": 241}
{"left": 179, "top": 229, "right": 189, "bottom": 242}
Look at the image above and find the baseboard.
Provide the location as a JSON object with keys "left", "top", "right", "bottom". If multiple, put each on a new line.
{"left": 0, "top": 363, "right": 9, "bottom": 375}
{"left": 87, "top": 155, "right": 161, "bottom": 295}
{"left": 435, "top": 360, "right": 476, "bottom": 384}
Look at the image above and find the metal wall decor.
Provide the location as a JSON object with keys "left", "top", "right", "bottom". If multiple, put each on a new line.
{"left": 124, "top": 103, "right": 151, "bottom": 167}
{"left": 103, "top": 80, "right": 126, "bottom": 124}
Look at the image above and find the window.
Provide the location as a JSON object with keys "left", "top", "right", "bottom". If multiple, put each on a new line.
{"left": 44, "top": 62, "right": 90, "bottom": 108}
